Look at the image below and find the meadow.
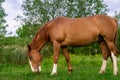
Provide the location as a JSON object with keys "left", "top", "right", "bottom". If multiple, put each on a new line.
{"left": 1, "top": 53, "right": 120, "bottom": 80}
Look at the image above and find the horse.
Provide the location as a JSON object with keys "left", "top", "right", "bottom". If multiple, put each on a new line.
{"left": 27, "top": 14, "right": 118, "bottom": 75}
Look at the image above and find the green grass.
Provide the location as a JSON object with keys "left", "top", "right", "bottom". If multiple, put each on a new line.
{"left": 0, "top": 54, "right": 120, "bottom": 80}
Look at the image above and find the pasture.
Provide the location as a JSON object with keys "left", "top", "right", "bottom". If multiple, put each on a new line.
{"left": 0, "top": 53, "right": 120, "bottom": 80}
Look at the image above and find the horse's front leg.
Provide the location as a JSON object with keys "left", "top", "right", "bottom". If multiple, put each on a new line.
{"left": 51, "top": 41, "right": 60, "bottom": 75}
{"left": 62, "top": 47, "right": 73, "bottom": 74}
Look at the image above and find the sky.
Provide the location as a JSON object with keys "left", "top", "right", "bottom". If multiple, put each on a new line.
{"left": 2, "top": 0, "right": 120, "bottom": 36}
{"left": 2, "top": 0, "right": 24, "bottom": 36}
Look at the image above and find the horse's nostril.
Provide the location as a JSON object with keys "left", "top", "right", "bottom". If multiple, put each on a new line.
{"left": 34, "top": 67, "right": 40, "bottom": 73}
{"left": 37, "top": 69, "right": 39, "bottom": 72}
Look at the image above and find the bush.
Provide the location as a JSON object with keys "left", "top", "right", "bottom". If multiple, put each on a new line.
{"left": 68, "top": 43, "right": 101, "bottom": 55}
{"left": 0, "top": 37, "right": 30, "bottom": 46}
{"left": 0, "top": 45, "right": 27, "bottom": 64}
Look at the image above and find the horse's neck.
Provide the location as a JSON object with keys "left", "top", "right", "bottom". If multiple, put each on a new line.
{"left": 30, "top": 33, "right": 47, "bottom": 51}
{"left": 30, "top": 23, "right": 49, "bottom": 51}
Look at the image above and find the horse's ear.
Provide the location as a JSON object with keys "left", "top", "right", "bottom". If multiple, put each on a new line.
{"left": 28, "top": 44, "right": 31, "bottom": 50}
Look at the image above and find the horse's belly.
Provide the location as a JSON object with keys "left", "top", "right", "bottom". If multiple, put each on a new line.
{"left": 61, "top": 39, "right": 97, "bottom": 46}
{"left": 61, "top": 35, "right": 98, "bottom": 46}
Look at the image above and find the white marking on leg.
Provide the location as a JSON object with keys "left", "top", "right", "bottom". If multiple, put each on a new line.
{"left": 111, "top": 52, "right": 118, "bottom": 75}
{"left": 51, "top": 63, "right": 57, "bottom": 75}
{"left": 99, "top": 59, "right": 107, "bottom": 74}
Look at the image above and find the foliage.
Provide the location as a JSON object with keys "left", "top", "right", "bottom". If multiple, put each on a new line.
{"left": 68, "top": 43, "right": 101, "bottom": 55}
{"left": 114, "top": 13, "right": 120, "bottom": 53}
{"left": 0, "top": 37, "right": 30, "bottom": 46}
{"left": 0, "top": 37, "right": 28, "bottom": 64}
{"left": 16, "top": 23, "right": 40, "bottom": 38}
{"left": 115, "top": 12, "right": 120, "bottom": 24}
{"left": 117, "top": 26, "right": 120, "bottom": 53}
{"left": 0, "top": 0, "right": 7, "bottom": 37}
{"left": 15, "top": 0, "right": 109, "bottom": 55}
{"left": 0, "top": 45, "right": 27, "bottom": 64}
{"left": 16, "top": 0, "right": 108, "bottom": 38}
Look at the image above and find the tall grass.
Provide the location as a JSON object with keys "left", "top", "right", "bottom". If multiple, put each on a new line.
{"left": 0, "top": 45, "right": 27, "bottom": 64}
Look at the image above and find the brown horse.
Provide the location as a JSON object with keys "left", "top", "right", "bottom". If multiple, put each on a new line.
{"left": 27, "top": 14, "right": 118, "bottom": 75}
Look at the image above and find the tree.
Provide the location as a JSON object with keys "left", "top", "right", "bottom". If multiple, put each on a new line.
{"left": 16, "top": 23, "right": 40, "bottom": 38}
{"left": 16, "top": 0, "right": 108, "bottom": 38}
{"left": 16, "top": 0, "right": 109, "bottom": 55}
{"left": 0, "top": 0, "right": 7, "bottom": 37}
{"left": 115, "top": 12, "right": 120, "bottom": 25}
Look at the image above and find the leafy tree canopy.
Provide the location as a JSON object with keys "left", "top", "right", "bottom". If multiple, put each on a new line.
{"left": 0, "top": 0, "right": 7, "bottom": 37}
{"left": 16, "top": 0, "right": 108, "bottom": 38}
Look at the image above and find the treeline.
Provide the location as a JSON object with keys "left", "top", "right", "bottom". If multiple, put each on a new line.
{"left": 16, "top": 0, "right": 108, "bottom": 38}
{"left": 0, "top": 0, "right": 120, "bottom": 58}
{"left": 0, "top": 37, "right": 30, "bottom": 46}
{"left": 0, "top": 27, "right": 120, "bottom": 56}
{"left": 15, "top": 0, "right": 108, "bottom": 56}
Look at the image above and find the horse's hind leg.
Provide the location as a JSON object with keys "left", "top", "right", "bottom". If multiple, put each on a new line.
{"left": 105, "top": 39, "right": 118, "bottom": 75}
{"left": 62, "top": 47, "right": 73, "bottom": 74}
{"left": 99, "top": 40, "right": 110, "bottom": 74}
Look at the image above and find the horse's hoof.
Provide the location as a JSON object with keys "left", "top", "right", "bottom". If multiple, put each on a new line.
{"left": 68, "top": 70, "right": 73, "bottom": 74}
{"left": 113, "top": 73, "right": 118, "bottom": 76}
{"left": 99, "top": 70, "right": 105, "bottom": 74}
{"left": 50, "top": 72, "right": 57, "bottom": 76}
{"left": 113, "top": 72, "right": 118, "bottom": 76}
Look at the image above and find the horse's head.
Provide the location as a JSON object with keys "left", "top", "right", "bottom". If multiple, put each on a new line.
{"left": 27, "top": 45, "right": 42, "bottom": 73}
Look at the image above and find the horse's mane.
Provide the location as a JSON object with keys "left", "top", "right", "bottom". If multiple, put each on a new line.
{"left": 33, "top": 23, "right": 49, "bottom": 43}
{"left": 30, "top": 20, "right": 53, "bottom": 49}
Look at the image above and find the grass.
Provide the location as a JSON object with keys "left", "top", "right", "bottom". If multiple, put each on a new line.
{"left": 0, "top": 54, "right": 120, "bottom": 80}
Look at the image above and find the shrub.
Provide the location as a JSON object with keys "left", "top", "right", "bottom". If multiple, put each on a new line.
{"left": 0, "top": 45, "right": 27, "bottom": 64}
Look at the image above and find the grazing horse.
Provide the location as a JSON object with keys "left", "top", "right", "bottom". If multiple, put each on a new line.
{"left": 27, "top": 14, "right": 118, "bottom": 75}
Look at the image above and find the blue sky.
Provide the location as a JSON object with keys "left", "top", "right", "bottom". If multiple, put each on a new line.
{"left": 2, "top": 0, "right": 120, "bottom": 36}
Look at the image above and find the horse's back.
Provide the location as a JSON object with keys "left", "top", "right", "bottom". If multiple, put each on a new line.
{"left": 48, "top": 15, "right": 117, "bottom": 46}
{"left": 93, "top": 15, "right": 118, "bottom": 40}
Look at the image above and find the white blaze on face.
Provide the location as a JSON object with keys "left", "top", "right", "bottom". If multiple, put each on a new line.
{"left": 29, "top": 59, "right": 40, "bottom": 72}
